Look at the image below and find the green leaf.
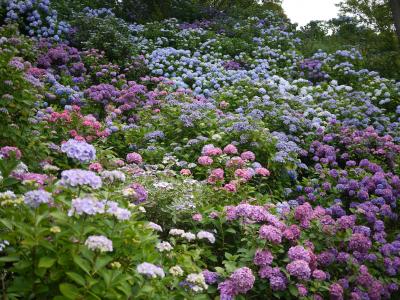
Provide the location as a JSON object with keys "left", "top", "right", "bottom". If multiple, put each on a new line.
{"left": 59, "top": 283, "right": 80, "bottom": 300}
{"left": 94, "top": 256, "right": 113, "bottom": 273}
{"left": 73, "top": 255, "right": 91, "bottom": 275}
{"left": 38, "top": 257, "right": 56, "bottom": 269}
{"left": 66, "top": 272, "right": 86, "bottom": 287}
{"left": 0, "top": 256, "right": 19, "bottom": 262}
{"left": 289, "top": 285, "right": 299, "bottom": 297}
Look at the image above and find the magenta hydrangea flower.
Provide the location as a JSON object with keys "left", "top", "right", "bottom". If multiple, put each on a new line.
{"left": 234, "top": 168, "right": 253, "bottom": 181}
{"left": 297, "top": 284, "right": 308, "bottom": 297}
{"left": 89, "top": 162, "right": 103, "bottom": 172}
{"left": 223, "top": 182, "right": 237, "bottom": 192}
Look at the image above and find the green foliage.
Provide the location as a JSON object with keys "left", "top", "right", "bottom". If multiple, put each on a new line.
{"left": 0, "top": 159, "right": 202, "bottom": 299}
{"left": 338, "top": 0, "right": 393, "bottom": 32}
{"left": 299, "top": 16, "right": 400, "bottom": 79}
{"left": 71, "top": 14, "right": 138, "bottom": 65}
{"left": 0, "top": 26, "right": 46, "bottom": 168}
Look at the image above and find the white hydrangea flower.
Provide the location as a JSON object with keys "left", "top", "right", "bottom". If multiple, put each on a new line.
{"left": 156, "top": 241, "right": 173, "bottom": 252}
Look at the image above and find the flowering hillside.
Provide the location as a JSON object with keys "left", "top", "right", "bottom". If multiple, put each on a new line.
{"left": 0, "top": 1, "right": 400, "bottom": 299}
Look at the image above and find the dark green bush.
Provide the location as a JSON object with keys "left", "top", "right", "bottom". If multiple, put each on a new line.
{"left": 71, "top": 14, "right": 138, "bottom": 65}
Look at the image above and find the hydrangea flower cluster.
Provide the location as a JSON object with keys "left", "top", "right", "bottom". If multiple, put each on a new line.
{"left": 24, "top": 190, "right": 53, "bottom": 208}
{"left": 3, "top": 0, "right": 71, "bottom": 40}
{"left": 59, "top": 169, "right": 102, "bottom": 189}
{"left": 85, "top": 235, "right": 113, "bottom": 252}
{"left": 137, "top": 262, "right": 165, "bottom": 278}
{"left": 61, "top": 139, "right": 96, "bottom": 163}
{"left": 218, "top": 267, "right": 255, "bottom": 299}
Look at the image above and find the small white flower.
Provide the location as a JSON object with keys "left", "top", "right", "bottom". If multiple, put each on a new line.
{"left": 197, "top": 231, "right": 215, "bottom": 244}
{"left": 169, "top": 229, "right": 185, "bottom": 236}
{"left": 181, "top": 232, "right": 196, "bottom": 241}
{"left": 147, "top": 222, "right": 163, "bottom": 232}
{"left": 186, "top": 273, "right": 208, "bottom": 292}
{"left": 169, "top": 265, "right": 184, "bottom": 276}
{"left": 156, "top": 241, "right": 173, "bottom": 252}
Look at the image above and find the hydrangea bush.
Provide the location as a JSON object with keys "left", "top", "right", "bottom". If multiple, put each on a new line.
{"left": 0, "top": 1, "right": 400, "bottom": 299}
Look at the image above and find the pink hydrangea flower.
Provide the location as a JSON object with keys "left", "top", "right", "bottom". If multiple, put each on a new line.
{"left": 198, "top": 156, "right": 213, "bottom": 166}
{"left": 223, "top": 182, "right": 237, "bottom": 192}
{"left": 126, "top": 152, "right": 143, "bottom": 164}
{"left": 234, "top": 168, "right": 253, "bottom": 181}
{"left": 192, "top": 213, "right": 203, "bottom": 222}
{"left": 241, "top": 151, "right": 255, "bottom": 161}
{"left": 202, "top": 144, "right": 223, "bottom": 156}
{"left": 226, "top": 156, "right": 245, "bottom": 168}
{"left": 180, "top": 169, "right": 192, "bottom": 176}
{"left": 208, "top": 168, "right": 224, "bottom": 184}
{"left": 256, "top": 167, "right": 270, "bottom": 176}
{"left": 223, "top": 144, "right": 238, "bottom": 155}
{"left": 89, "top": 162, "right": 103, "bottom": 173}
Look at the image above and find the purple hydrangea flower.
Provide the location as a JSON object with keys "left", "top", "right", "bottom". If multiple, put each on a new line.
{"left": 203, "top": 270, "right": 219, "bottom": 284}
{"left": 254, "top": 249, "right": 274, "bottom": 266}
{"left": 288, "top": 246, "right": 311, "bottom": 262}
{"left": 286, "top": 260, "right": 311, "bottom": 280}
{"left": 259, "top": 225, "right": 282, "bottom": 244}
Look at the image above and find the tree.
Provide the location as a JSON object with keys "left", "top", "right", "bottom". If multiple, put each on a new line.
{"left": 389, "top": 0, "right": 400, "bottom": 40}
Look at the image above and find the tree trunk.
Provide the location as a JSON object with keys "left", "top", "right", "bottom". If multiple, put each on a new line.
{"left": 389, "top": 0, "right": 400, "bottom": 42}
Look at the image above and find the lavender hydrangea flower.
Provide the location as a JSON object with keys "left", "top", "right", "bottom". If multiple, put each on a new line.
{"left": 100, "top": 170, "right": 126, "bottom": 183}
{"left": 156, "top": 241, "right": 173, "bottom": 252}
{"left": 24, "top": 190, "right": 53, "bottom": 208}
{"left": 85, "top": 235, "right": 113, "bottom": 252}
{"left": 197, "top": 231, "right": 216, "bottom": 243}
{"left": 137, "top": 262, "right": 165, "bottom": 278}
{"left": 68, "top": 197, "right": 105, "bottom": 216}
{"left": 61, "top": 139, "right": 96, "bottom": 163}
{"left": 59, "top": 169, "right": 102, "bottom": 189}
